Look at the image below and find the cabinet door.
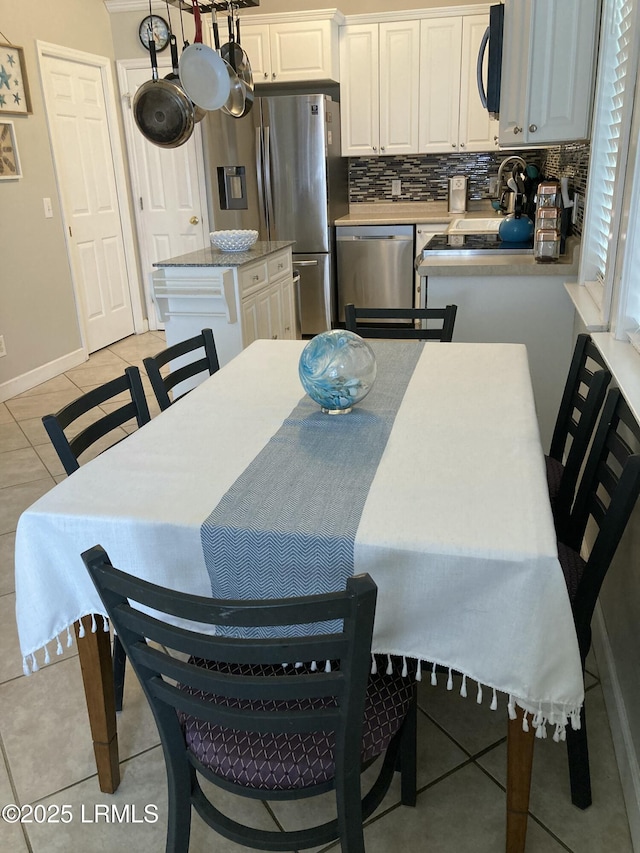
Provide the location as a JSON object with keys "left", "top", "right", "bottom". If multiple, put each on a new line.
{"left": 459, "top": 15, "right": 500, "bottom": 152}
{"left": 280, "top": 276, "right": 297, "bottom": 339}
{"left": 240, "top": 24, "right": 271, "bottom": 83}
{"left": 340, "top": 24, "right": 380, "bottom": 156}
{"left": 525, "top": 0, "right": 599, "bottom": 144}
{"left": 269, "top": 20, "right": 338, "bottom": 83}
{"left": 418, "top": 17, "right": 462, "bottom": 153}
{"left": 241, "top": 289, "right": 272, "bottom": 345}
{"left": 379, "top": 21, "right": 420, "bottom": 155}
{"left": 268, "top": 280, "right": 284, "bottom": 339}
{"left": 498, "top": 0, "right": 531, "bottom": 144}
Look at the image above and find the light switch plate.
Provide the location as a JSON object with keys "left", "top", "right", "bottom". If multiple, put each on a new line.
{"left": 43, "top": 198, "right": 53, "bottom": 218}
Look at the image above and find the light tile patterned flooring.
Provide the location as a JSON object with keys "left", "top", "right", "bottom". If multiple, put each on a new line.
{"left": 0, "top": 331, "right": 634, "bottom": 852}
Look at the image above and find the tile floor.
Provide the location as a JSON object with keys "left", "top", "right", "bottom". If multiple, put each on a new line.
{"left": 0, "top": 331, "right": 634, "bottom": 852}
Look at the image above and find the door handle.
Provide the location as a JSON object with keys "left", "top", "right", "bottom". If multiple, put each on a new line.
{"left": 189, "top": 216, "right": 199, "bottom": 225}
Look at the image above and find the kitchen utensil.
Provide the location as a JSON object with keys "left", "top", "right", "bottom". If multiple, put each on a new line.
{"left": 165, "top": 34, "right": 206, "bottom": 123}
{"left": 499, "top": 214, "right": 534, "bottom": 243}
{"left": 179, "top": 0, "right": 231, "bottom": 111}
{"left": 133, "top": 39, "right": 195, "bottom": 148}
{"left": 220, "top": 6, "right": 253, "bottom": 117}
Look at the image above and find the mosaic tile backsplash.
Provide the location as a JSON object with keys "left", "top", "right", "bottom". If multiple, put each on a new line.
{"left": 348, "top": 142, "right": 589, "bottom": 237}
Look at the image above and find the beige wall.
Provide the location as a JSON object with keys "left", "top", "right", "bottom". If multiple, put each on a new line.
{"left": 0, "top": 0, "right": 123, "bottom": 388}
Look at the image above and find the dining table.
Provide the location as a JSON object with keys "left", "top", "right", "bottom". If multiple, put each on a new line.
{"left": 14, "top": 338, "right": 584, "bottom": 853}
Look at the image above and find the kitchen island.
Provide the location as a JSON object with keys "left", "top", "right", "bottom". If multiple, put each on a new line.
{"left": 152, "top": 242, "right": 298, "bottom": 376}
{"left": 417, "top": 238, "right": 580, "bottom": 450}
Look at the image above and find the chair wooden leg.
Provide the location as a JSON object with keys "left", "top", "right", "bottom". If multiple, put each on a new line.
{"left": 399, "top": 693, "right": 417, "bottom": 807}
{"left": 566, "top": 703, "right": 592, "bottom": 809}
{"left": 113, "top": 636, "right": 126, "bottom": 713}
{"left": 506, "top": 706, "right": 535, "bottom": 853}
{"left": 75, "top": 616, "right": 120, "bottom": 793}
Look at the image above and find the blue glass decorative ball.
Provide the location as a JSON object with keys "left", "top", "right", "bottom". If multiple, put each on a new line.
{"left": 298, "top": 330, "right": 377, "bottom": 414}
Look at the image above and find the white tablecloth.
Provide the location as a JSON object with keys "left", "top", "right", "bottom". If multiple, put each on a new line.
{"left": 15, "top": 340, "right": 583, "bottom": 733}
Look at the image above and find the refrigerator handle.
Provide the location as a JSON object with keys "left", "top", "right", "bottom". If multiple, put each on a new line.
{"left": 292, "top": 260, "right": 319, "bottom": 267}
{"left": 255, "top": 127, "right": 269, "bottom": 236}
{"left": 263, "top": 125, "right": 275, "bottom": 238}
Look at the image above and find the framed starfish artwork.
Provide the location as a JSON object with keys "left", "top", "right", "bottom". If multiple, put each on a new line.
{"left": 0, "top": 44, "right": 32, "bottom": 116}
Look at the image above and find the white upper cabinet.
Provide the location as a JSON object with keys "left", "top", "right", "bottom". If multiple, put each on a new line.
{"left": 419, "top": 14, "right": 499, "bottom": 154}
{"left": 340, "top": 21, "right": 420, "bottom": 157}
{"left": 241, "top": 16, "right": 341, "bottom": 84}
{"left": 499, "top": 0, "right": 600, "bottom": 146}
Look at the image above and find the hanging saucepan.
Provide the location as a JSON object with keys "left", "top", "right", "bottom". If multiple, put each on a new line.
{"left": 179, "top": 0, "right": 231, "bottom": 112}
{"left": 133, "top": 40, "right": 195, "bottom": 148}
{"left": 220, "top": 7, "right": 254, "bottom": 118}
{"left": 165, "top": 34, "right": 206, "bottom": 123}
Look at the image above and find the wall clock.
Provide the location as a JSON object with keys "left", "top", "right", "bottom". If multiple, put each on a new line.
{"left": 139, "top": 15, "right": 170, "bottom": 52}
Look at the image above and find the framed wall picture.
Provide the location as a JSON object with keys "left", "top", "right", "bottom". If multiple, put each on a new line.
{"left": 0, "top": 121, "right": 22, "bottom": 180}
{"left": 0, "top": 43, "right": 32, "bottom": 116}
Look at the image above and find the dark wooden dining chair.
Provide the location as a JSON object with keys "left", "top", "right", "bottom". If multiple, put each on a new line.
{"left": 42, "top": 365, "right": 151, "bottom": 713}
{"left": 344, "top": 303, "right": 458, "bottom": 341}
{"left": 143, "top": 328, "right": 219, "bottom": 412}
{"left": 82, "top": 544, "right": 417, "bottom": 853}
{"left": 557, "top": 387, "right": 640, "bottom": 809}
{"left": 546, "top": 334, "right": 611, "bottom": 539}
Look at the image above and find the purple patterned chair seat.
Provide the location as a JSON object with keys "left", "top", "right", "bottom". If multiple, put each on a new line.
{"left": 557, "top": 541, "right": 585, "bottom": 603}
{"left": 180, "top": 657, "right": 416, "bottom": 791}
{"left": 545, "top": 454, "right": 564, "bottom": 506}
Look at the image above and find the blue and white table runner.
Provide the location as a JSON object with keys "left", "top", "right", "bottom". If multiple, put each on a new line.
{"left": 200, "top": 341, "right": 423, "bottom": 635}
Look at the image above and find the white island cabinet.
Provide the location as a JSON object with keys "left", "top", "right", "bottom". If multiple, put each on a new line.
{"left": 152, "top": 243, "right": 298, "bottom": 373}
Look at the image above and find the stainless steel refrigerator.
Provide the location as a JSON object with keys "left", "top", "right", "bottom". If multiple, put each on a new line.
{"left": 202, "top": 94, "right": 348, "bottom": 335}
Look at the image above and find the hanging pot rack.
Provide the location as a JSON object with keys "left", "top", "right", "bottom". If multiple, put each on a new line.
{"left": 164, "top": 0, "right": 259, "bottom": 12}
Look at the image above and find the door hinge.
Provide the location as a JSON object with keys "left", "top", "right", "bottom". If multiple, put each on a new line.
{"left": 123, "top": 93, "right": 132, "bottom": 109}
{"left": 68, "top": 225, "right": 72, "bottom": 237}
{"left": 139, "top": 197, "right": 144, "bottom": 211}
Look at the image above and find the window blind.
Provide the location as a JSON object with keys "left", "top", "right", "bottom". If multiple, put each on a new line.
{"left": 581, "top": 0, "right": 634, "bottom": 297}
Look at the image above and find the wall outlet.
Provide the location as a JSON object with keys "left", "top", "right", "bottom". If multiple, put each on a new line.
{"left": 0, "top": 335, "right": 6, "bottom": 358}
{"left": 489, "top": 175, "right": 500, "bottom": 196}
{"left": 391, "top": 179, "right": 402, "bottom": 196}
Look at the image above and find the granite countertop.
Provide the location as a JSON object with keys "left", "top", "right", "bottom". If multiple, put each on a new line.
{"left": 335, "top": 201, "right": 496, "bottom": 226}
{"left": 153, "top": 241, "right": 295, "bottom": 268}
{"left": 417, "top": 237, "right": 581, "bottom": 277}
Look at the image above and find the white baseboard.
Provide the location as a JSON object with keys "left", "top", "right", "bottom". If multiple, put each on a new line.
{"left": 0, "top": 349, "right": 87, "bottom": 403}
{"left": 593, "top": 603, "right": 640, "bottom": 852}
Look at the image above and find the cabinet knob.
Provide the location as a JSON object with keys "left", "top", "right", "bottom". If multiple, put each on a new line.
{"left": 459, "top": 142, "right": 465, "bottom": 148}
{"left": 272, "top": 334, "right": 278, "bottom": 339}
{"left": 529, "top": 124, "right": 537, "bottom": 133}
{"left": 372, "top": 146, "right": 378, "bottom": 152}
{"left": 264, "top": 72, "right": 268, "bottom": 78}
{"left": 252, "top": 274, "right": 259, "bottom": 282}
{"left": 272, "top": 73, "right": 276, "bottom": 80}
{"left": 380, "top": 146, "right": 385, "bottom": 152}
{"left": 452, "top": 143, "right": 456, "bottom": 148}
{"left": 513, "top": 126, "right": 522, "bottom": 134}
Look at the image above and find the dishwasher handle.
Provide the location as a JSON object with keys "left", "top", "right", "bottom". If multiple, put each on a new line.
{"left": 336, "top": 234, "right": 413, "bottom": 241}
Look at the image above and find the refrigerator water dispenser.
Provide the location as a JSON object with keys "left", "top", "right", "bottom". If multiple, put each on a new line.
{"left": 217, "top": 166, "right": 248, "bottom": 210}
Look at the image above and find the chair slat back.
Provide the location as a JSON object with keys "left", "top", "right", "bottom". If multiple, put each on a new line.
{"left": 42, "top": 367, "right": 150, "bottom": 475}
{"left": 144, "top": 329, "right": 219, "bottom": 411}
{"left": 83, "top": 546, "right": 377, "bottom": 739}
{"left": 344, "top": 304, "right": 457, "bottom": 342}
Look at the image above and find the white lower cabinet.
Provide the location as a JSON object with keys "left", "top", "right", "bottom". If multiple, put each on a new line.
{"left": 152, "top": 247, "right": 297, "bottom": 369}
{"left": 414, "top": 223, "right": 450, "bottom": 306}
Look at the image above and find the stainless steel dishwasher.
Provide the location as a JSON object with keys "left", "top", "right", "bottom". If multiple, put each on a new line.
{"left": 336, "top": 225, "right": 415, "bottom": 322}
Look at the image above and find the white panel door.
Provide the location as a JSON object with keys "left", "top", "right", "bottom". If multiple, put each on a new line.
{"left": 379, "top": 21, "right": 420, "bottom": 156}
{"left": 41, "top": 54, "right": 135, "bottom": 352}
{"left": 419, "top": 17, "right": 463, "bottom": 153}
{"left": 120, "top": 64, "right": 208, "bottom": 330}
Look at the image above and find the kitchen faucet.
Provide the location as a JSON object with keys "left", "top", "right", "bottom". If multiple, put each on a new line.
{"left": 497, "top": 155, "right": 527, "bottom": 192}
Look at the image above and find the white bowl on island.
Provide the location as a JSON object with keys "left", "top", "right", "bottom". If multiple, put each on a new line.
{"left": 210, "top": 230, "right": 259, "bottom": 252}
